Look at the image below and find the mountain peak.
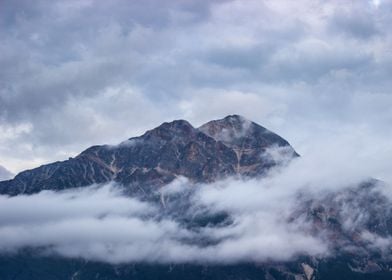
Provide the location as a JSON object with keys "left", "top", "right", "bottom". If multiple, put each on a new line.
{"left": 198, "top": 115, "right": 259, "bottom": 146}
{"left": 142, "top": 119, "right": 195, "bottom": 141}
{"left": 198, "top": 115, "right": 250, "bottom": 141}
{"left": 223, "top": 114, "right": 248, "bottom": 121}
{"left": 0, "top": 115, "right": 298, "bottom": 195}
{"left": 198, "top": 115, "right": 293, "bottom": 149}
{"left": 158, "top": 119, "right": 193, "bottom": 129}
{"left": 217, "top": 114, "right": 250, "bottom": 125}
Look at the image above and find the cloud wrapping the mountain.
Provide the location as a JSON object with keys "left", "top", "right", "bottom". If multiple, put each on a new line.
{"left": 0, "top": 145, "right": 390, "bottom": 264}
{"left": 0, "top": 180, "right": 327, "bottom": 264}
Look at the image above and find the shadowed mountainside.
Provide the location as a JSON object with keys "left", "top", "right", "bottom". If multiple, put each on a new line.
{"left": 0, "top": 115, "right": 297, "bottom": 195}
{"left": 1, "top": 115, "right": 392, "bottom": 280}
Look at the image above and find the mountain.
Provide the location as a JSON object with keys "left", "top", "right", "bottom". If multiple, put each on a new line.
{"left": 0, "top": 115, "right": 297, "bottom": 196}
{"left": 0, "top": 115, "right": 392, "bottom": 280}
{"left": 0, "top": 165, "right": 13, "bottom": 181}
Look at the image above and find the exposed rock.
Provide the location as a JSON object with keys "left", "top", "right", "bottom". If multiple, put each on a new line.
{"left": 301, "top": 263, "right": 315, "bottom": 280}
{"left": 1, "top": 115, "right": 392, "bottom": 279}
{"left": 0, "top": 115, "right": 298, "bottom": 196}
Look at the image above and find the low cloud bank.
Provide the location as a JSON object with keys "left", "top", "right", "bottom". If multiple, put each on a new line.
{"left": 0, "top": 181, "right": 327, "bottom": 264}
{"left": 0, "top": 147, "right": 391, "bottom": 264}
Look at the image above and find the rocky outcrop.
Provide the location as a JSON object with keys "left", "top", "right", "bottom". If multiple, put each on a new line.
{"left": 1, "top": 115, "right": 391, "bottom": 279}
{"left": 0, "top": 115, "right": 298, "bottom": 195}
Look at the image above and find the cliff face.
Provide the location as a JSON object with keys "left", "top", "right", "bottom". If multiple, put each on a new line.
{"left": 0, "top": 115, "right": 298, "bottom": 195}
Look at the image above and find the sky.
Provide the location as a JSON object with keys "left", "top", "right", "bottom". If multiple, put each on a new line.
{"left": 1, "top": 0, "right": 392, "bottom": 177}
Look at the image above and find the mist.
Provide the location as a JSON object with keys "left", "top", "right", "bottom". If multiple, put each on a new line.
{"left": 0, "top": 142, "right": 390, "bottom": 264}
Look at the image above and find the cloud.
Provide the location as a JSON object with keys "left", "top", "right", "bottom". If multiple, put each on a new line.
{"left": 0, "top": 141, "right": 391, "bottom": 264}
{"left": 0, "top": 0, "right": 392, "bottom": 172}
{"left": 0, "top": 179, "right": 327, "bottom": 264}
{"left": 0, "top": 165, "right": 14, "bottom": 181}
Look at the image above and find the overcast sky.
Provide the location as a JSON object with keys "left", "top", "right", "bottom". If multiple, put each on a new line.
{"left": 1, "top": 0, "right": 392, "bottom": 175}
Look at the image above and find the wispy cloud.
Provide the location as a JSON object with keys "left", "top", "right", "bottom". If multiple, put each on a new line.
{"left": 0, "top": 144, "right": 390, "bottom": 264}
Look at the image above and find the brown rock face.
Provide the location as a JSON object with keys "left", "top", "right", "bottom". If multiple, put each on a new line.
{"left": 199, "top": 115, "right": 299, "bottom": 176}
{"left": 0, "top": 115, "right": 298, "bottom": 195}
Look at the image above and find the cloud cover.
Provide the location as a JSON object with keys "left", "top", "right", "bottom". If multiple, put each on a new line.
{"left": 0, "top": 0, "right": 391, "bottom": 174}
{"left": 0, "top": 177, "right": 327, "bottom": 264}
{"left": 0, "top": 145, "right": 391, "bottom": 264}
{"left": 0, "top": 165, "right": 14, "bottom": 181}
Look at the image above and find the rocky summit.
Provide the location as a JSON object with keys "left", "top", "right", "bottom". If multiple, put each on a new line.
{"left": 0, "top": 115, "right": 297, "bottom": 196}
{"left": 1, "top": 115, "right": 392, "bottom": 280}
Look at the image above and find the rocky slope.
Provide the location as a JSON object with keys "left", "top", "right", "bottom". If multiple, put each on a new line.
{"left": 0, "top": 115, "right": 297, "bottom": 195}
{"left": 0, "top": 115, "right": 391, "bottom": 280}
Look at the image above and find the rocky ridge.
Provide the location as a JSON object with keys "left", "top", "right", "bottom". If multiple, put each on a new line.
{"left": 0, "top": 115, "right": 297, "bottom": 195}
{"left": 0, "top": 115, "right": 391, "bottom": 280}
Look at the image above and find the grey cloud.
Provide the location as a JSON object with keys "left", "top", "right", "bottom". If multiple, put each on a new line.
{"left": 0, "top": 0, "right": 392, "bottom": 172}
{"left": 0, "top": 141, "right": 391, "bottom": 263}
{"left": 0, "top": 165, "right": 14, "bottom": 181}
{"left": 328, "top": 2, "right": 380, "bottom": 40}
{"left": 0, "top": 175, "right": 327, "bottom": 264}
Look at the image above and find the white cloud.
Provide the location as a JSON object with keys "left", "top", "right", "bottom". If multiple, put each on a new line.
{"left": 0, "top": 165, "right": 14, "bottom": 181}
{"left": 1, "top": 136, "right": 391, "bottom": 264}
{"left": 0, "top": 178, "right": 328, "bottom": 264}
